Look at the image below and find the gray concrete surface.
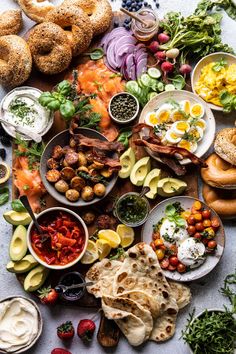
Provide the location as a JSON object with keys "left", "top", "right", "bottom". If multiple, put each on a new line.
{"left": 0, "top": 1, "right": 236, "bottom": 353}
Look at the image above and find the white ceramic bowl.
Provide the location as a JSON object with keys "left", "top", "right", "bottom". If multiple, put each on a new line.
{"left": 191, "top": 52, "right": 236, "bottom": 111}
{"left": 0, "top": 295, "right": 43, "bottom": 354}
{"left": 108, "top": 92, "right": 139, "bottom": 124}
{"left": 27, "top": 207, "right": 89, "bottom": 270}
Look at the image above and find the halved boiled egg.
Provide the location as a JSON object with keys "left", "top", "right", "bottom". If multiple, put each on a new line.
{"left": 178, "top": 139, "right": 197, "bottom": 153}
{"left": 188, "top": 126, "right": 204, "bottom": 142}
{"left": 172, "top": 121, "right": 190, "bottom": 136}
{"left": 171, "top": 109, "right": 187, "bottom": 122}
{"left": 155, "top": 103, "right": 173, "bottom": 123}
{"left": 190, "top": 103, "right": 205, "bottom": 118}
{"left": 164, "top": 129, "right": 181, "bottom": 144}
{"left": 145, "top": 111, "right": 159, "bottom": 126}
{"left": 193, "top": 118, "right": 207, "bottom": 131}
{"left": 180, "top": 100, "right": 191, "bottom": 115}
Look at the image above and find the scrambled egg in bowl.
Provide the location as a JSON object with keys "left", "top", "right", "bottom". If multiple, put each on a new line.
{"left": 195, "top": 62, "right": 236, "bottom": 106}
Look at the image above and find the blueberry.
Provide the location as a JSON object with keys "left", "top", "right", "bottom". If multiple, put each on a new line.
{"left": 144, "top": 1, "right": 148, "bottom": 5}
{"left": 127, "top": 0, "right": 132, "bottom": 5}
{"left": 0, "top": 148, "right": 6, "bottom": 160}
{"left": 156, "top": 3, "right": 160, "bottom": 7}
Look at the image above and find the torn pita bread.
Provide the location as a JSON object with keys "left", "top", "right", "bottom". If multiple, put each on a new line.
{"left": 168, "top": 281, "right": 191, "bottom": 309}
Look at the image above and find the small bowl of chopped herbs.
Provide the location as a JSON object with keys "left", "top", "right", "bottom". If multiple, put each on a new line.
{"left": 114, "top": 192, "right": 150, "bottom": 227}
{"left": 108, "top": 92, "right": 139, "bottom": 124}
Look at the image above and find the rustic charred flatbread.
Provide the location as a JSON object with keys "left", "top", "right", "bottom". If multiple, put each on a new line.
{"left": 168, "top": 281, "right": 191, "bottom": 309}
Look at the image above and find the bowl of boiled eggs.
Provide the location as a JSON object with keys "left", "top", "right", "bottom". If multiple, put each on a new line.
{"left": 139, "top": 90, "right": 215, "bottom": 164}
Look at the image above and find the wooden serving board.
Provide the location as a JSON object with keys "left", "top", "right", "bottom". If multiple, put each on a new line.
{"left": 12, "top": 11, "right": 199, "bottom": 347}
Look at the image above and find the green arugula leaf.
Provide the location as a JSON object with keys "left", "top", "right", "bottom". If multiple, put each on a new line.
{"left": 169, "top": 75, "right": 186, "bottom": 90}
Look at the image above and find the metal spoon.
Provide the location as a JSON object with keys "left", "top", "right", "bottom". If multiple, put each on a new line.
{"left": 0, "top": 117, "right": 42, "bottom": 143}
{"left": 139, "top": 186, "right": 150, "bottom": 198}
{"left": 20, "top": 195, "right": 49, "bottom": 242}
{"left": 55, "top": 281, "right": 94, "bottom": 294}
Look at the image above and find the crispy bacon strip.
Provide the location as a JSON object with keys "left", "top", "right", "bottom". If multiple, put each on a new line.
{"left": 158, "top": 156, "right": 186, "bottom": 176}
{"left": 92, "top": 148, "right": 121, "bottom": 170}
{"left": 73, "top": 133, "right": 125, "bottom": 153}
{"left": 134, "top": 139, "right": 207, "bottom": 167}
{"left": 133, "top": 123, "right": 161, "bottom": 143}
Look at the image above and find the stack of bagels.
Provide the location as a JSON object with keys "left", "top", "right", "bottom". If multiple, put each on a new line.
{"left": 201, "top": 128, "right": 236, "bottom": 218}
{"left": 0, "top": 0, "right": 113, "bottom": 87}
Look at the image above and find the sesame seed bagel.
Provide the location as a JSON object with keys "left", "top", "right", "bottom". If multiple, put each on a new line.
{"left": 63, "top": 0, "right": 113, "bottom": 36}
{"left": 28, "top": 22, "right": 72, "bottom": 75}
{"left": 18, "top": 0, "right": 55, "bottom": 23}
{"left": 0, "top": 9, "right": 23, "bottom": 36}
{"left": 45, "top": 4, "right": 93, "bottom": 56}
{"left": 0, "top": 35, "right": 32, "bottom": 87}
{"left": 214, "top": 128, "right": 236, "bottom": 166}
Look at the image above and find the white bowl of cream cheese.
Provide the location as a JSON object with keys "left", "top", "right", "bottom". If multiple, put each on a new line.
{"left": 0, "top": 296, "right": 43, "bottom": 353}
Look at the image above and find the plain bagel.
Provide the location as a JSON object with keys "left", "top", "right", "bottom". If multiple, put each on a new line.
{"left": 202, "top": 183, "right": 236, "bottom": 219}
{"left": 28, "top": 22, "right": 72, "bottom": 75}
{"left": 0, "top": 35, "right": 32, "bottom": 87}
{"left": 214, "top": 128, "right": 236, "bottom": 166}
{"left": 0, "top": 9, "right": 23, "bottom": 36}
{"left": 201, "top": 153, "right": 236, "bottom": 189}
{"left": 18, "top": 0, "right": 55, "bottom": 23}
{"left": 62, "top": 0, "right": 113, "bottom": 36}
{"left": 45, "top": 4, "right": 93, "bottom": 56}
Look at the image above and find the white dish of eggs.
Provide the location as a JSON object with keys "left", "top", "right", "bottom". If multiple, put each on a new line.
{"left": 139, "top": 90, "right": 215, "bottom": 165}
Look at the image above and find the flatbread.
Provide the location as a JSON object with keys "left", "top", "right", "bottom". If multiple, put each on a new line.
{"left": 168, "top": 281, "right": 191, "bottom": 309}
{"left": 85, "top": 258, "right": 121, "bottom": 298}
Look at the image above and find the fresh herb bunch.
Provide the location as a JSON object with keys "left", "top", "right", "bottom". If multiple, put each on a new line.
{"left": 117, "top": 128, "right": 132, "bottom": 149}
{"left": 14, "top": 135, "right": 44, "bottom": 170}
{"left": 220, "top": 270, "right": 236, "bottom": 313}
{"left": 165, "top": 203, "right": 185, "bottom": 227}
{"left": 195, "top": 0, "right": 236, "bottom": 21}
{"left": 38, "top": 72, "right": 101, "bottom": 128}
{"left": 220, "top": 91, "right": 236, "bottom": 113}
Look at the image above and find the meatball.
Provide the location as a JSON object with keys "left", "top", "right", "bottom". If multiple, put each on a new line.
{"left": 81, "top": 186, "right": 94, "bottom": 201}
{"left": 78, "top": 152, "right": 87, "bottom": 166}
{"left": 65, "top": 189, "right": 80, "bottom": 202}
{"left": 55, "top": 180, "right": 69, "bottom": 193}
{"left": 65, "top": 151, "right": 79, "bottom": 165}
{"left": 52, "top": 145, "right": 64, "bottom": 160}
{"left": 47, "top": 158, "right": 59, "bottom": 169}
{"left": 70, "top": 176, "right": 86, "bottom": 191}
{"left": 61, "top": 167, "right": 75, "bottom": 181}
{"left": 82, "top": 211, "right": 96, "bottom": 225}
{"left": 46, "top": 169, "right": 61, "bottom": 183}
{"left": 94, "top": 183, "right": 106, "bottom": 197}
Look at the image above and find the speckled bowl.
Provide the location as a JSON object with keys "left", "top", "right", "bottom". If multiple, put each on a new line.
{"left": 0, "top": 295, "right": 43, "bottom": 354}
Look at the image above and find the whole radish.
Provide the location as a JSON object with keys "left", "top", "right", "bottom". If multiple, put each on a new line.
{"left": 166, "top": 48, "right": 180, "bottom": 64}
{"left": 148, "top": 41, "right": 159, "bottom": 53}
{"left": 161, "top": 61, "right": 174, "bottom": 80}
{"left": 179, "top": 64, "right": 192, "bottom": 76}
{"left": 158, "top": 33, "right": 170, "bottom": 44}
{"left": 154, "top": 51, "right": 166, "bottom": 63}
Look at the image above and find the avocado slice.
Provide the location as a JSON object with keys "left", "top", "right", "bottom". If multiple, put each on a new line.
{"left": 119, "top": 147, "right": 136, "bottom": 179}
{"left": 144, "top": 168, "right": 161, "bottom": 199}
{"left": 157, "top": 178, "right": 187, "bottom": 197}
{"left": 7, "top": 255, "right": 38, "bottom": 273}
{"left": 9, "top": 225, "right": 27, "bottom": 261}
{"left": 24, "top": 265, "right": 49, "bottom": 292}
{"left": 3, "top": 210, "right": 32, "bottom": 226}
{"left": 0, "top": 162, "right": 11, "bottom": 184}
{"left": 130, "top": 157, "right": 151, "bottom": 186}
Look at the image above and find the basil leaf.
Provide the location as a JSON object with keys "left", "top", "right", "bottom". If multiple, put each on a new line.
{"left": 89, "top": 48, "right": 104, "bottom": 61}
{"left": 11, "top": 199, "right": 26, "bottom": 212}
{"left": 165, "top": 204, "right": 176, "bottom": 217}
{"left": 175, "top": 217, "right": 186, "bottom": 227}
{"left": 0, "top": 187, "right": 9, "bottom": 206}
{"left": 117, "top": 129, "right": 132, "bottom": 149}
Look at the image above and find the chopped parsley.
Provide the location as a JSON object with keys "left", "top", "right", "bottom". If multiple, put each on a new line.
{"left": 9, "top": 98, "right": 36, "bottom": 127}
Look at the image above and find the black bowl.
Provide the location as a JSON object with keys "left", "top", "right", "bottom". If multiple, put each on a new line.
{"left": 40, "top": 128, "right": 118, "bottom": 207}
{"left": 58, "top": 271, "right": 85, "bottom": 302}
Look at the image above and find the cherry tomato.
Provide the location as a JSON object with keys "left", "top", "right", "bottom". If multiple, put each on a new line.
{"left": 187, "top": 225, "right": 196, "bottom": 235}
{"left": 202, "top": 209, "right": 211, "bottom": 219}
{"left": 181, "top": 211, "right": 191, "bottom": 219}
{"left": 194, "top": 213, "right": 203, "bottom": 221}
{"left": 154, "top": 239, "right": 164, "bottom": 247}
{"left": 203, "top": 219, "right": 212, "bottom": 228}
{"left": 160, "top": 258, "right": 169, "bottom": 269}
{"left": 169, "top": 256, "right": 179, "bottom": 266}
{"left": 191, "top": 207, "right": 199, "bottom": 214}
{"left": 152, "top": 232, "right": 160, "bottom": 240}
{"left": 177, "top": 263, "right": 187, "bottom": 273}
{"left": 169, "top": 244, "right": 178, "bottom": 255}
{"left": 204, "top": 227, "right": 215, "bottom": 239}
{"left": 194, "top": 232, "right": 202, "bottom": 239}
{"left": 150, "top": 241, "right": 156, "bottom": 251}
{"left": 187, "top": 215, "right": 195, "bottom": 225}
{"left": 211, "top": 217, "right": 220, "bottom": 229}
{"left": 207, "top": 240, "right": 217, "bottom": 249}
{"left": 193, "top": 200, "right": 202, "bottom": 210}
{"left": 195, "top": 222, "right": 204, "bottom": 231}
{"left": 202, "top": 238, "right": 209, "bottom": 245}
{"left": 167, "top": 264, "right": 177, "bottom": 271}
{"left": 159, "top": 245, "right": 167, "bottom": 251}
{"left": 156, "top": 249, "right": 165, "bottom": 260}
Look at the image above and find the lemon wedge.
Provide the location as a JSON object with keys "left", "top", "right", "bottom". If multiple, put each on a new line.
{"left": 96, "top": 239, "right": 111, "bottom": 260}
{"left": 81, "top": 240, "right": 99, "bottom": 264}
{"left": 98, "top": 229, "right": 121, "bottom": 248}
{"left": 116, "top": 224, "right": 135, "bottom": 248}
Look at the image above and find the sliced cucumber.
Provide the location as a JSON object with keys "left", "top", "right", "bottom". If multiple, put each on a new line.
{"left": 148, "top": 92, "right": 158, "bottom": 101}
{"left": 126, "top": 81, "right": 139, "bottom": 93}
{"left": 137, "top": 77, "right": 144, "bottom": 88}
{"left": 148, "top": 68, "right": 161, "bottom": 79}
{"left": 165, "top": 84, "right": 176, "bottom": 91}
{"left": 140, "top": 73, "right": 152, "bottom": 87}
{"left": 149, "top": 78, "right": 158, "bottom": 91}
{"left": 156, "top": 82, "right": 164, "bottom": 92}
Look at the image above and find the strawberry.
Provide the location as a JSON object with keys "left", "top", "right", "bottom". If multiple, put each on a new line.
{"left": 51, "top": 349, "right": 72, "bottom": 354}
{"left": 57, "top": 321, "right": 75, "bottom": 340}
{"left": 77, "top": 319, "right": 96, "bottom": 341}
{"left": 38, "top": 286, "right": 59, "bottom": 305}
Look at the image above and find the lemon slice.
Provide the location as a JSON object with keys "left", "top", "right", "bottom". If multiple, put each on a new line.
{"left": 116, "top": 224, "right": 135, "bottom": 248}
{"left": 96, "top": 239, "right": 111, "bottom": 260}
{"left": 98, "top": 229, "right": 121, "bottom": 248}
{"left": 81, "top": 240, "right": 99, "bottom": 264}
